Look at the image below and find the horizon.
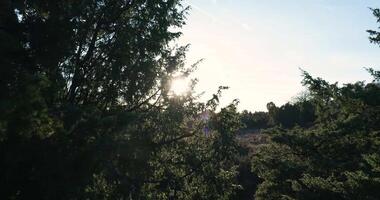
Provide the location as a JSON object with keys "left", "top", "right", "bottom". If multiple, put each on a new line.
{"left": 180, "top": 0, "right": 380, "bottom": 111}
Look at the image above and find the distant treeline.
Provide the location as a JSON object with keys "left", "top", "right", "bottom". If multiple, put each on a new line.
{"left": 237, "top": 8, "right": 380, "bottom": 199}
{"left": 240, "top": 98, "right": 316, "bottom": 130}
{"left": 236, "top": 67, "right": 380, "bottom": 199}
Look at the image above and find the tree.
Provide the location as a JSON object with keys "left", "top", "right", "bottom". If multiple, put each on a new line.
{"left": 0, "top": 0, "right": 242, "bottom": 199}
{"left": 251, "top": 9, "right": 380, "bottom": 200}
{"left": 253, "top": 70, "right": 380, "bottom": 199}
{"left": 240, "top": 111, "right": 270, "bottom": 130}
{"left": 263, "top": 101, "right": 315, "bottom": 129}
{"left": 368, "top": 8, "right": 380, "bottom": 46}
{"left": 266, "top": 102, "right": 279, "bottom": 126}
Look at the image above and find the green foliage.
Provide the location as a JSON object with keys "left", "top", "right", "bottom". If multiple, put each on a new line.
{"left": 0, "top": 0, "right": 242, "bottom": 199}
{"left": 367, "top": 8, "right": 380, "bottom": 45}
{"left": 252, "top": 70, "right": 380, "bottom": 199}
{"left": 241, "top": 100, "right": 316, "bottom": 130}
{"left": 251, "top": 12, "right": 380, "bottom": 198}
{"left": 240, "top": 111, "right": 270, "bottom": 130}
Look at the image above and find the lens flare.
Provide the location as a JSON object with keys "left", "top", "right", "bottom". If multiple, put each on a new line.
{"left": 170, "top": 78, "right": 190, "bottom": 96}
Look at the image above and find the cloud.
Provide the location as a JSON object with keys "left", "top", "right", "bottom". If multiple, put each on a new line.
{"left": 183, "top": 0, "right": 220, "bottom": 23}
{"left": 183, "top": 0, "right": 252, "bottom": 32}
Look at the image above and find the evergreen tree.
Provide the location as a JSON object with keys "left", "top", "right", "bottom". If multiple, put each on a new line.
{"left": 0, "top": 0, "right": 242, "bottom": 199}
{"left": 251, "top": 8, "right": 380, "bottom": 200}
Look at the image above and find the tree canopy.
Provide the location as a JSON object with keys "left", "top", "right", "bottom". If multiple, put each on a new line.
{"left": 1, "top": 1, "right": 380, "bottom": 199}
{"left": 0, "top": 0, "right": 242, "bottom": 199}
{"left": 250, "top": 8, "right": 380, "bottom": 199}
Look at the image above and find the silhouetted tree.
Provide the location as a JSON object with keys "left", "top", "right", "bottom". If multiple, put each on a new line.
{"left": 0, "top": 1, "right": 242, "bottom": 199}
{"left": 266, "top": 102, "right": 278, "bottom": 126}
{"left": 253, "top": 69, "right": 380, "bottom": 199}
{"left": 368, "top": 8, "right": 380, "bottom": 45}
{"left": 251, "top": 10, "right": 380, "bottom": 198}
{"left": 240, "top": 111, "right": 270, "bottom": 130}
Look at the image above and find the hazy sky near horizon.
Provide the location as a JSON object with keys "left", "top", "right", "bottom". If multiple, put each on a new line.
{"left": 178, "top": 0, "right": 380, "bottom": 111}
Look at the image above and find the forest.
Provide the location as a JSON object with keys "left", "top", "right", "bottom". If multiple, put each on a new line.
{"left": 0, "top": 0, "right": 379, "bottom": 199}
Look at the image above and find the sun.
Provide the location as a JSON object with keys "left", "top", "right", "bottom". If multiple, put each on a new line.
{"left": 170, "top": 78, "right": 190, "bottom": 96}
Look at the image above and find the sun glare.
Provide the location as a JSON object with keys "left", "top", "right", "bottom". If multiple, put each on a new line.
{"left": 170, "top": 78, "right": 190, "bottom": 96}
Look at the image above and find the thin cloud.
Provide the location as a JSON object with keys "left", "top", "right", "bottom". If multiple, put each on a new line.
{"left": 183, "top": 0, "right": 253, "bottom": 32}
{"left": 183, "top": 0, "right": 220, "bottom": 23}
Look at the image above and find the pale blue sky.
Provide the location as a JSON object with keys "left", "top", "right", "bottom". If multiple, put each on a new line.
{"left": 179, "top": 0, "right": 380, "bottom": 111}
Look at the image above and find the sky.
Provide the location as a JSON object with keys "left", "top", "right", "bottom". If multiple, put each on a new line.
{"left": 178, "top": 0, "right": 380, "bottom": 111}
